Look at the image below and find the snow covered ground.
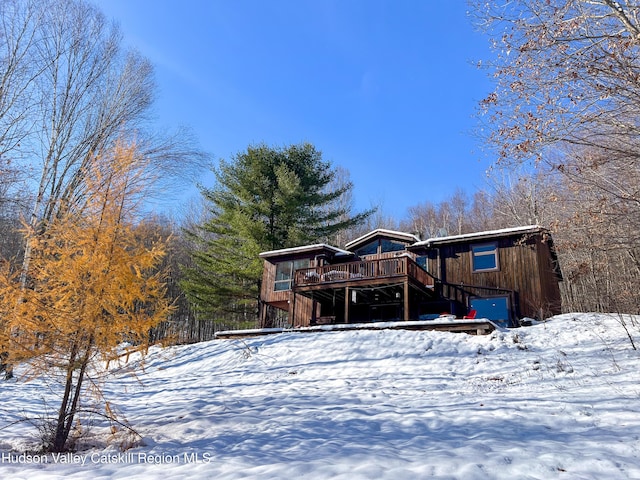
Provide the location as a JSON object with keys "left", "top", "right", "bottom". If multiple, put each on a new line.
{"left": 1, "top": 313, "right": 640, "bottom": 479}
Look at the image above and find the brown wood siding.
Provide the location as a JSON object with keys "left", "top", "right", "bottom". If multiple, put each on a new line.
{"left": 261, "top": 260, "right": 291, "bottom": 305}
{"left": 260, "top": 230, "right": 562, "bottom": 325}
{"left": 431, "top": 235, "right": 560, "bottom": 319}
{"left": 261, "top": 256, "right": 322, "bottom": 305}
{"left": 261, "top": 259, "right": 317, "bottom": 327}
{"left": 291, "top": 294, "right": 316, "bottom": 327}
{"left": 535, "top": 238, "right": 563, "bottom": 316}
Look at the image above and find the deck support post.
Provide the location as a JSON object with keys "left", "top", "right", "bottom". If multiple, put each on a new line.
{"left": 403, "top": 281, "right": 410, "bottom": 321}
{"left": 311, "top": 297, "right": 317, "bottom": 326}
{"left": 291, "top": 291, "right": 296, "bottom": 327}
{"left": 344, "top": 286, "right": 350, "bottom": 323}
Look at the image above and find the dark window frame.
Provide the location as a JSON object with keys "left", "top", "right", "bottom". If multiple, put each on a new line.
{"left": 274, "top": 258, "right": 310, "bottom": 291}
{"left": 355, "top": 238, "right": 408, "bottom": 257}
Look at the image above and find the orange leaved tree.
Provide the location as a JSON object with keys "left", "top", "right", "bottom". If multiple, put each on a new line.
{"left": 0, "top": 143, "right": 173, "bottom": 452}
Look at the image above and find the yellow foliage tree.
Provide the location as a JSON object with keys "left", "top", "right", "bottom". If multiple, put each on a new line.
{"left": 0, "top": 143, "right": 173, "bottom": 452}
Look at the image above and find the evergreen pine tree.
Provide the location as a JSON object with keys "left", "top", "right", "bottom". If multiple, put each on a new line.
{"left": 181, "top": 143, "right": 371, "bottom": 328}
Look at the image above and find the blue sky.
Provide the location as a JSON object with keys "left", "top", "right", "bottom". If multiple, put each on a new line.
{"left": 96, "top": 0, "right": 495, "bottom": 220}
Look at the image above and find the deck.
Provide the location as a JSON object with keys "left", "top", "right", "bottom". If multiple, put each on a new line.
{"left": 293, "top": 255, "right": 435, "bottom": 292}
{"left": 290, "top": 256, "right": 438, "bottom": 323}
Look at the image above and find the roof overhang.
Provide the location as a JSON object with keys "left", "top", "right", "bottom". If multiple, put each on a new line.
{"left": 409, "top": 225, "right": 546, "bottom": 248}
{"left": 345, "top": 229, "right": 420, "bottom": 250}
{"left": 259, "top": 243, "right": 353, "bottom": 260}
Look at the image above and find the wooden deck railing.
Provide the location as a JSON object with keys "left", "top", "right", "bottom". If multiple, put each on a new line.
{"left": 294, "top": 256, "right": 435, "bottom": 289}
{"left": 407, "top": 258, "right": 436, "bottom": 290}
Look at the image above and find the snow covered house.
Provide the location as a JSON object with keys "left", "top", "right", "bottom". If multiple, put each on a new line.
{"left": 259, "top": 225, "right": 562, "bottom": 328}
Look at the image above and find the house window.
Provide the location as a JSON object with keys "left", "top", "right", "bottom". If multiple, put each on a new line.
{"left": 274, "top": 259, "right": 310, "bottom": 291}
{"left": 380, "top": 239, "right": 406, "bottom": 253}
{"left": 355, "top": 240, "right": 378, "bottom": 257}
{"left": 472, "top": 243, "right": 499, "bottom": 272}
{"left": 355, "top": 239, "right": 407, "bottom": 257}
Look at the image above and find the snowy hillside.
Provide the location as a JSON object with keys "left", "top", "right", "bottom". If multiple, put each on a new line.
{"left": 1, "top": 313, "right": 640, "bottom": 479}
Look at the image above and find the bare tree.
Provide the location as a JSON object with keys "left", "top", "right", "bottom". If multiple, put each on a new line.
{"left": 0, "top": 0, "right": 207, "bottom": 281}
{"left": 0, "top": 0, "right": 41, "bottom": 160}
{"left": 0, "top": 162, "right": 29, "bottom": 262}
{"left": 400, "top": 190, "right": 475, "bottom": 239}
{"left": 402, "top": 201, "right": 439, "bottom": 239}
{"left": 483, "top": 166, "right": 560, "bottom": 228}
{"left": 473, "top": 0, "right": 640, "bottom": 229}
{"left": 467, "top": 190, "right": 498, "bottom": 232}
{"left": 26, "top": 0, "right": 155, "bottom": 225}
{"left": 0, "top": 0, "right": 208, "bottom": 377}
{"left": 473, "top": 1, "right": 640, "bottom": 166}
{"left": 342, "top": 202, "right": 398, "bottom": 244}
{"left": 320, "top": 165, "right": 359, "bottom": 247}
{"left": 550, "top": 146, "right": 640, "bottom": 315}
{"left": 449, "top": 188, "right": 469, "bottom": 235}
{"left": 472, "top": 0, "right": 640, "bottom": 320}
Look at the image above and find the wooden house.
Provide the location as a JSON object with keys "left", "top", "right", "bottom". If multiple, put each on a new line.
{"left": 259, "top": 225, "right": 562, "bottom": 328}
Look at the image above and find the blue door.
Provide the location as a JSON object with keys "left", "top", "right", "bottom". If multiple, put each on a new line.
{"left": 470, "top": 296, "right": 511, "bottom": 327}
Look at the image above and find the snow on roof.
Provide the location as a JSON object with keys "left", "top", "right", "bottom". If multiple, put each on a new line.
{"left": 411, "top": 225, "right": 546, "bottom": 247}
{"left": 260, "top": 226, "right": 548, "bottom": 259}
{"left": 259, "top": 243, "right": 352, "bottom": 259}
{"left": 345, "top": 229, "right": 420, "bottom": 250}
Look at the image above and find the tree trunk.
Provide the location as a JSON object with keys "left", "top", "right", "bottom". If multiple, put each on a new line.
{"left": 52, "top": 343, "right": 78, "bottom": 452}
{"left": 52, "top": 339, "right": 91, "bottom": 453}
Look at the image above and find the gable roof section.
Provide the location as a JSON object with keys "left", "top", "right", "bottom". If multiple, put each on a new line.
{"left": 345, "top": 228, "right": 420, "bottom": 251}
{"left": 259, "top": 226, "right": 554, "bottom": 261}
{"left": 410, "top": 225, "right": 546, "bottom": 248}
{"left": 259, "top": 243, "right": 352, "bottom": 260}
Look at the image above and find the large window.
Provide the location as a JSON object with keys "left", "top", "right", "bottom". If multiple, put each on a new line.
{"left": 471, "top": 243, "right": 499, "bottom": 272}
{"left": 274, "top": 259, "right": 310, "bottom": 291}
{"left": 355, "top": 239, "right": 407, "bottom": 257}
{"left": 354, "top": 240, "right": 378, "bottom": 257}
{"left": 381, "top": 239, "right": 406, "bottom": 253}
